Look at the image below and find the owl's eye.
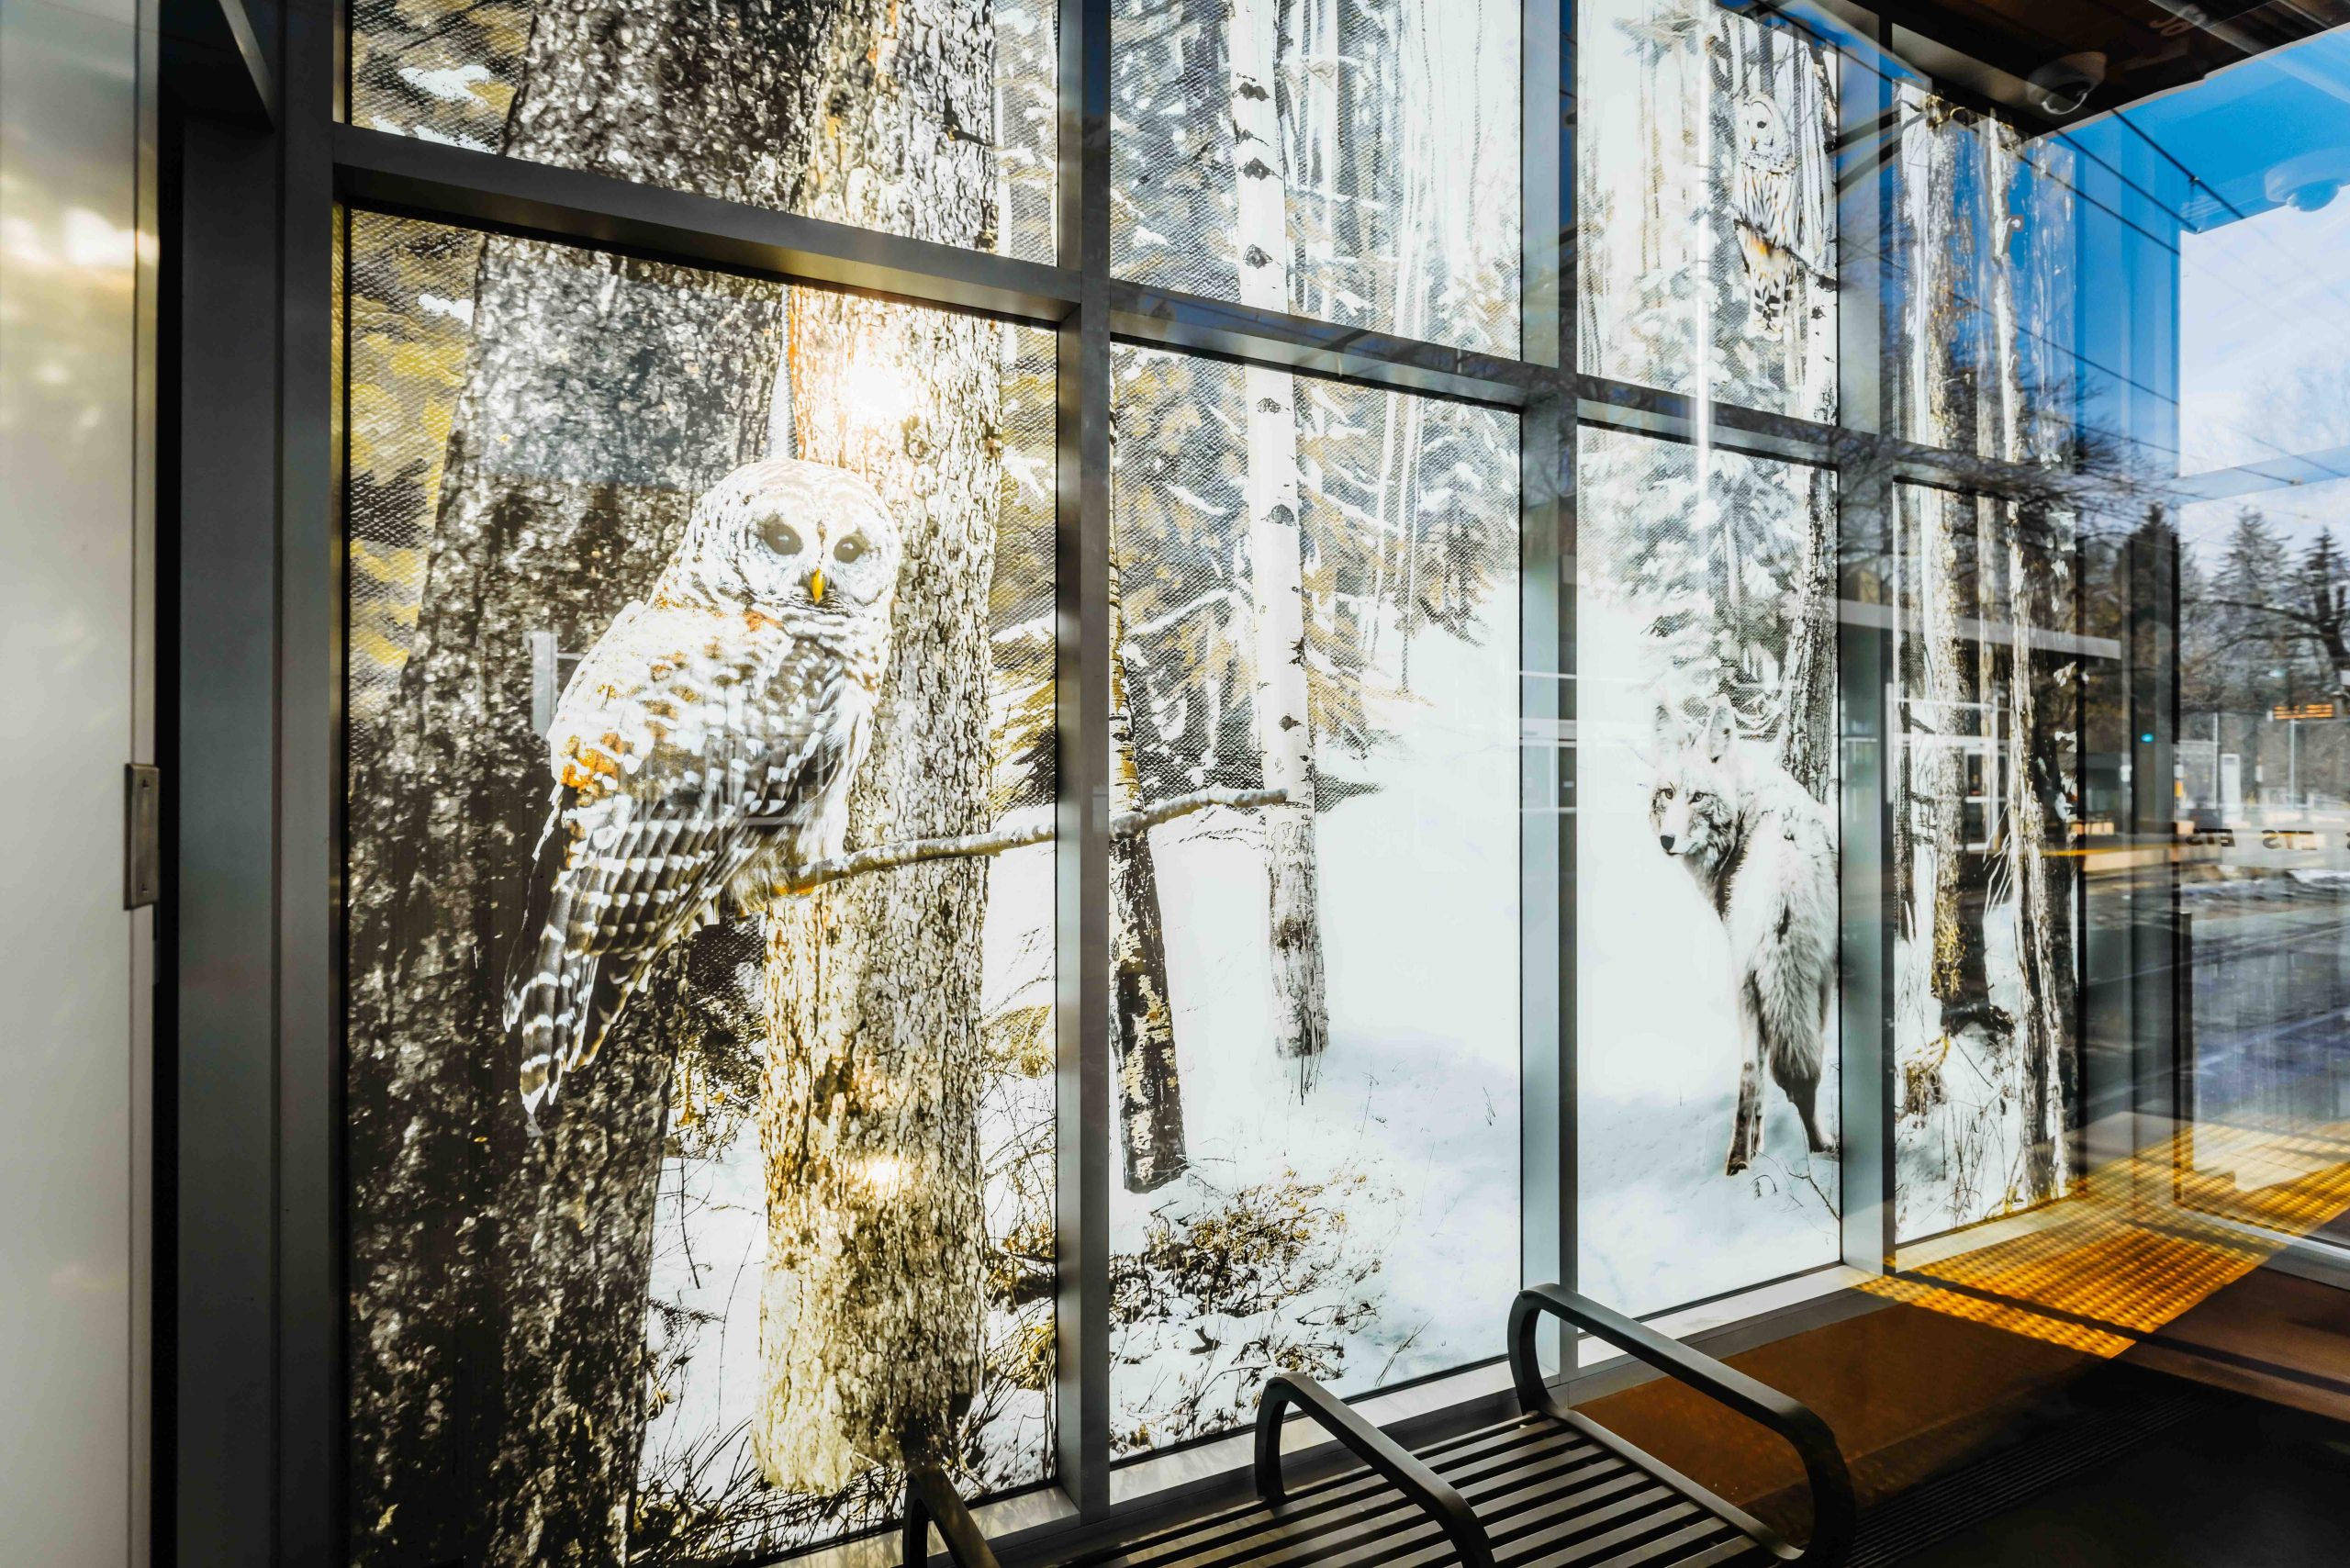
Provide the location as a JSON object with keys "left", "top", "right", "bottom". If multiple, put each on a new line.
{"left": 761, "top": 519, "right": 804, "bottom": 555}
{"left": 834, "top": 534, "right": 867, "bottom": 565}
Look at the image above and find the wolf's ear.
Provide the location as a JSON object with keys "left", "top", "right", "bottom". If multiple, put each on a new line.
{"left": 1651, "top": 702, "right": 1680, "bottom": 758}
{"left": 1702, "top": 700, "right": 1737, "bottom": 764}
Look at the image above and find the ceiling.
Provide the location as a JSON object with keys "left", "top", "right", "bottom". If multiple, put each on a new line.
{"left": 1875, "top": 0, "right": 2350, "bottom": 126}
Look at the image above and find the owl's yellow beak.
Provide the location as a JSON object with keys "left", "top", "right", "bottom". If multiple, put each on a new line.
{"left": 806, "top": 567, "right": 826, "bottom": 605}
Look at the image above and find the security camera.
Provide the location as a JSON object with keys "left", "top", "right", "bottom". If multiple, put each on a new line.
{"left": 2028, "top": 51, "right": 2106, "bottom": 118}
{"left": 2266, "top": 150, "right": 2350, "bottom": 213}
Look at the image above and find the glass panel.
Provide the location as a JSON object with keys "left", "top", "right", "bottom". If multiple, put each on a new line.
{"left": 2179, "top": 193, "right": 2350, "bottom": 476}
{"left": 1888, "top": 482, "right": 2084, "bottom": 1245}
{"left": 1885, "top": 84, "right": 2078, "bottom": 465}
{"left": 1106, "top": 345, "right": 1521, "bottom": 1451}
{"left": 1577, "top": 0, "right": 1839, "bottom": 420}
{"left": 2178, "top": 425, "right": 2350, "bottom": 1224}
{"left": 1112, "top": 0, "right": 1522, "bottom": 354}
{"left": 343, "top": 210, "right": 1055, "bottom": 1562}
{"left": 348, "top": 1, "right": 1059, "bottom": 263}
{"left": 1575, "top": 427, "right": 1841, "bottom": 1316}
{"left": 2170, "top": 42, "right": 2350, "bottom": 1223}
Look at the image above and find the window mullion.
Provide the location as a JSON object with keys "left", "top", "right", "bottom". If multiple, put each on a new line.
{"left": 1520, "top": 0, "right": 1577, "bottom": 1377}
{"left": 1056, "top": 0, "right": 1115, "bottom": 1523}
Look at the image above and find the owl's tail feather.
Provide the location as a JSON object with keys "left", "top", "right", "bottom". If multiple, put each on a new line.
{"left": 509, "top": 934, "right": 640, "bottom": 1126}
{"left": 508, "top": 923, "right": 639, "bottom": 1127}
{"left": 504, "top": 787, "right": 612, "bottom": 1127}
{"left": 508, "top": 907, "right": 599, "bottom": 1129}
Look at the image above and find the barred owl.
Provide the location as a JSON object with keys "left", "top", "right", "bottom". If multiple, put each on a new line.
{"left": 502, "top": 457, "right": 901, "bottom": 1122}
{"left": 1731, "top": 95, "right": 1803, "bottom": 334}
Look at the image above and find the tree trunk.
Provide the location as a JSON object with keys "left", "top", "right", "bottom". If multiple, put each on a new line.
{"left": 1228, "top": 0, "right": 1331, "bottom": 1090}
{"left": 1939, "top": 497, "right": 2003, "bottom": 1033}
{"left": 1891, "top": 554, "right": 1920, "bottom": 940}
{"left": 2010, "top": 501, "right": 2080, "bottom": 1204}
{"left": 1110, "top": 576, "right": 1190, "bottom": 1192}
{"left": 346, "top": 243, "right": 784, "bottom": 1568}
{"left": 1914, "top": 490, "right": 1969, "bottom": 1014}
{"left": 346, "top": 7, "right": 876, "bottom": 1563}
{"left": 1777, "top": 465, "right": 1837, "bottom": 803}
{"left": 755, "top": 0, "right": 1003, "bottom": 1494}
{"left": 1906, "top": 106, "right": 2003, "bottom": 1038}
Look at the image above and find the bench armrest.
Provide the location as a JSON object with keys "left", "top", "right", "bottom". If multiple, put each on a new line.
{"left": 1255, "top": 1372, "right": 1494, "bottom": 1568}
{"left": 1509, "top": 1284, "right": 1854, "bottom": 1568}
{"left": 902, "top": 1461, "right": 1002, "bottom": 1568}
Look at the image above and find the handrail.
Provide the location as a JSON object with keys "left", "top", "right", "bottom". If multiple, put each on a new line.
{"left": 1253, "top": 1372, "right": 1495, "bottom": 1568}
{"left": 901, "top": 1460, "right": 1002, "bottom": 1568}
{"left": 1508, "top": 1284, "right": 1855, "bottom": 1568}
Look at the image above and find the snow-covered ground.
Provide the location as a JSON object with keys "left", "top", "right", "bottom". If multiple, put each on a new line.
{"left": 1890, "top": 848, "right": 2041, "bottom": 1243}
{"left": 1112, "top": 617, "right": 1524, "bottom": 1444}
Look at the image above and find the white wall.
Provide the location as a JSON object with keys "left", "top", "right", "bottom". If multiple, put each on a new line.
{"left": 0, "top": 1, "right": 156, "bottom": 1562}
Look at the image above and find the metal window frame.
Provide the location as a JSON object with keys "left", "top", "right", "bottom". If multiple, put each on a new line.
{"left": 179, "top": 3, "right": 2154, "bottom": 1565}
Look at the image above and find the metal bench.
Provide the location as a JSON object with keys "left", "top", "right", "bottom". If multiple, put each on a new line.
{"left": 1074, "top": 1285, "right": 1852, "bottom": 1568}
{"left": 914, "top": 1284, "right": 1852, "bottom": 1568}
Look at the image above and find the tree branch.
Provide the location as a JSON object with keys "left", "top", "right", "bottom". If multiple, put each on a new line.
{"left": 1113, "top": 786, "right": 1288, "bottom": 837}
{"left": 767, "top": 787, "right": 1288, "bottom": 894}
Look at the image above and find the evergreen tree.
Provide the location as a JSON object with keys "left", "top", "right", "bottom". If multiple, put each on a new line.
{"left": 2298, "top": 527, "right": 2350, "bottom": 695}
{"left": 2210, "top": 509, "right": 2295, "bottom": 712}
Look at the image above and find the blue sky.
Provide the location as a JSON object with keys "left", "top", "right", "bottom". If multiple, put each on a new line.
{"left": 2065, "top": 27, "right": 2350, "bottom": 551}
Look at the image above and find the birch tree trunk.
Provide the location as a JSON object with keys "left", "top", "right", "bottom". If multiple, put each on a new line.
{"left": 2008, "top": 503, "right": 2076, "bottom": 1204}
{"left": 1777, "top": 466, "right": 1837, "bottom": 802}
{"left": 1944, "top": 117, "right": 2019, "bottom": 1040}
{"left": 1939, "top": 516, "right": 2003, "bottom": 1035}
{"left": 755, "top": 0, "right": 1003, "bottom": 1493}
{"left": 1915, "top": 493, "right": 1968, "bottom": 1019}
{"left": 1908, "top": 103, "right": 2001, "bottom": 1040}
{"left": 1110, "top": 576, "right": 1190, "bottom": 1191}
{"left": 1229, "top": 0, "right": 1331, "bottom": 1089}
{"left": 346, "top": 5, "right": 866, "bottom": 1561}
{"left": 1989, "top": 131, "right": 2080, "bottom": 1202}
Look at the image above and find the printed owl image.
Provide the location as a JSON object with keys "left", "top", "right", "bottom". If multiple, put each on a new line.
{"left": 1730, "top": 94, "right": 1809, "bottom": 335}
{"left": 501, "top": 457, "right": 901, "bottom": 1123}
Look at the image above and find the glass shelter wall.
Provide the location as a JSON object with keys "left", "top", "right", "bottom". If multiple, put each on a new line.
{"left": 343, "top": 209, "right": 1062, "bottom": 1562}
{"left": 1104, "top": 347, "right": 1523, "bottom": 1450}
{"left": 2161, "top": 33, "right": 2350, "bottom": 1240}
{"left": 274, "top": 5, "right": 2350, "bottom": 1567}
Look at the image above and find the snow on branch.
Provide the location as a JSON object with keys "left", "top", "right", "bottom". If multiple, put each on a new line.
{"left": 1111, "top": 786, "right": 1286, "bottom": 836}
{"left": 767, "top": 787, "right": 1287, "bottom": 894}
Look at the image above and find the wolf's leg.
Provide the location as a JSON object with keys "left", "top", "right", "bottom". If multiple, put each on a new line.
{"left": 1727, "top": 987, "right": 1766, "bottom": 1175}
{"left": 1727, "top": 1061, "right": 1763, "bottom": 1175}
{"left": 1787, "top": 1072, "right": 1830, "bottom": 1154}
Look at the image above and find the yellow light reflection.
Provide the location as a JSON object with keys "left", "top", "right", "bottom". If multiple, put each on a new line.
{"left": 1862, "top": 1120, "right": 2350, "bottom": 1359}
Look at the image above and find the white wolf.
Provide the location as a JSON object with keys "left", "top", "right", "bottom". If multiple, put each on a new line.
{"left": 1649, "top": 700, "right": 1836, "bottom": 1175}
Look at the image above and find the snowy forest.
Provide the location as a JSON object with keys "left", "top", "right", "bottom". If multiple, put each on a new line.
{"left": 1574, "top": 6, "right": 2092, "bottom": 1269}
{"left": 1882, "top": 88, "right": 2087, "bottom": 1244}
{"left": 338, "top": 0, "right": 2123, "bottom": 1558}
{"left": 1103, "top": 346, "right": 1519, "bottom": 1449}
{"left": 1576, "top": 428, "right": 1841, "bottom": 1316}
{"left": 344, "top": 3, "right": 1524, "bottom": 1566}
{"left": 348, "top": 4, "right": 1065, "bottom": 1563}
{"left": 1579, "top": 0, "right": 1841, "bottom": 423}
{"left": 1100, "top": 0, "right": 1523, "bottom": 1449}
{"left": 1574, "top": 0, "right": 1843, "bottom": 1316}
{"left": 344, "top": 214, "right": 1067, "bottom": 1563}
